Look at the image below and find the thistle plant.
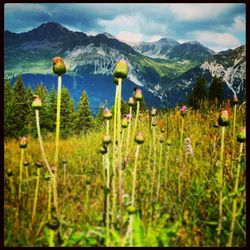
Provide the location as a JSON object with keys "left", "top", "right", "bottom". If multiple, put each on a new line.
{"left": 113, "top": 59, "right": 128, "bottom": 240}
{"left": 125, "top": 98, "right": 134, "bottom": 160}
{"left": 217, "top": 109, "right": 230, "bottom": 246}
{"left": 31, "top": 161, "right": 43, "bottom": 225}
{"left": 23, "top": 160, "right": 30, "bottom": 194}
{"left": 231, "top": 95, "right": 238, "bottom": 161}
{"left": 18, "top": 136, "right": 27, "bottom": 202}
{"left": 7, "top": 169, "right": 15, "bottom": 200}
{"left": 227, "top": 127, "right": 245, "bottom": 246}
{"left": 53, "top": 56, "right": 66, "bottom": 215}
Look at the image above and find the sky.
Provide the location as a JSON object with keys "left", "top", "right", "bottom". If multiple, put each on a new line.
{"left": 4, "top": 3, "right": 246, "bottom": 52}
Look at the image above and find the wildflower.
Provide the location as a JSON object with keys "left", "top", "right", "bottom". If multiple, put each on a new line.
{"left": 103, "top": 134, "right": 112, "bottom": 144}
{"left": 113, "top": 59, "right": 128, "bottom": 79}
{"left": 121, "top": 115, "right": 130, "bottom": 128}
{"left": 135, "top": 132, "right": 144, "bottom": 144}
{"left": 128, "top": 97, "right": 135, "bottom": 106}
{"left": 19, "top": 136, "right": 27, "bottom": 148}
{"left": 103, "top": 108, "right": 112, "bottom": 120}
{"left": 134, "top": 88, "right": 143, "bottom": 101}
{"left": 32, "top": 95, "right": 42, "bottom": 109}
{"left": 180, "top": 105, "right": 187, "bottom": 117}
{"left": 150, "top": 107, "right": 157, "bottom": 117}
{"left": 237, "top": 127, "right": 246, "bottom": 143}
{"left": 218, "top": 110, "right": 230, "bottom": 126}
{"left": 52, "top": 57, "right": 66, "bottom": 75}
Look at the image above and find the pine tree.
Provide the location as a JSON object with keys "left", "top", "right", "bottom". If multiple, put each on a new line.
{"left": 188, "top": 75, "right": 208, "bottom": 109}
{"left": 60, "top": 87, "right": 75, "bottom": 137}
{"left": 4, "top": 81, "right": 14, "bottom": 137}
{"left": 11, "top": 75, "right": 30, "bottom": 137}
{"left": 25, "top": 85, "right": 35, "bottom": 137}
{"left": 75, "top": 90, "right": 94, "bottom": 134}
{"left": 209, "top": 75, "right": 224, "bottom": 105}
{"left": 94, "top": 105, "right": 105, "bottom": 129}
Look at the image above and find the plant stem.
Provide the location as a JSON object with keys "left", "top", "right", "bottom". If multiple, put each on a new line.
{"left": 54, "top": 75, "right": 62, "bottom": 216}
{"left": 48, "top": 179, "right": 54, "bottom": 247}
{"left": 151, "top": 122, "right": 156, "bottom": 199}
{"left": 32, "top": 167, "right": 40, "bottom": 225}
{"left": 231, "top": 104, "right": 237, "bottom": 169}
{"left": 25, "top": 166, "right": 30, "bottom": 194}
{"left": 217, "top": 126, "right": 225, "bottom": 246}
{"left": 105, "top": 146, "right": 110, "bottom": 246}
{"left": 156, "top": 142, "right": 163, "bottom": 201}
{"left": 18, "top": 148, "right": 24, "bottom": 202}
{"left": 10, "top": 176, "right": 15, "bottom": 200}
{"left": 36, "top": 110, "right": 53, "bottom": 176}
{"left": 125, "top": 106, "right": 132, "bottom": 160}
{"left": 164, "top": 144, "right": 170, "bottom": 189}
{"left": 132, "top": 100, "right": 140, "bottom": 143}
{"left": 227, "top": 142, "right": 243, "bottom": 246}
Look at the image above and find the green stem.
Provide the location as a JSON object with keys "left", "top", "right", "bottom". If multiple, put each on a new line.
{"left": 18, "top": 148, "right": 24, "bottom": 202}
{"left": 217, "top": 126, "right": 225, "bottom": 246}
{"left": 32, "top": 167, "right": 40, "bottom": 225}
{"left": 54, "top": 75, "right": 62, "bottom": 216}
{"left": 25, "top": 166, "right": 29, "bottom": 194}
{"left": 125, "top": 106, "right": 132, "bottom": 160}
{"left": 10, "top": 177, "right": 15, "bottom": 200}
{"left": 164, "top": 144, "right": 170, "bottom": 189}
{"left": 48, "top": 179, "right": 54, "bottom": 247}
{"left": 231, "top": 104, "right": 237, "bottom": 164}
{"left": 132, "top": 100, "right": 140, "bottom": 143}
{"left": 227, "top": 142, "right": 243, "bottom": 246}
{"left": 151, "top": 123, "right": 156, "bottom": 198}
{"left": 36, "top": 109, "right": 53, "bottom": 175}
{"left": 156, "top": 143, "right": 163, "bottom": 201}
{"left": 105, "top": 146, "right": 110, "bottom": 246}
{"left": 180, "top": 117, "right": 184, "bottom": 148}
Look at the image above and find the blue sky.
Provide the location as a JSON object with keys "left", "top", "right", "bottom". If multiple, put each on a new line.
{"left": 4, "top": 3, "right": 246, "bottom": 52}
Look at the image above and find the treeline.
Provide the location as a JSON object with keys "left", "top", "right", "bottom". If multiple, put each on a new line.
{"left": 4, "top": 75, "right": 146, "bottom": 138}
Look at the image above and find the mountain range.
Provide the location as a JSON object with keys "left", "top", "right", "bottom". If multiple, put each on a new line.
{"left": 4, "top": 22, "right": 246, "bottom": 113}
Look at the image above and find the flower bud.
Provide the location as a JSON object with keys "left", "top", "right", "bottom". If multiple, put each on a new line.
{"left": 180, "top": 105, "right": 187, "bottom": 117}
{"left": 232, "top": 95, "right": 239, "bottom": 105}
{"left": 7, "top": 169, "right": 13, "bottom": 177}
{"left": 113, "top": 59, "right": 128, "bottom": 79}
{"left": 135, "top": 132, "right": 144, "bottom": 144}
{"left": 47, "top": 216, "right": 60, "bottom": 230}
{"left": 166, "top": 139, "right": 171, "bottom": 146}
{"left": 218, "top": 110, "right": 230, "bottom": 126}
{"left": 237, "top": 127, "right": 246, "bottom": 143}
{"left": 32, "top": 95, "right": 42, "bottom": 109}
{"left": 23, "top": 160, "right": 30, "bottom": 167}
{"left": 52, "top": 57, "right": 66, "bottom": 76}
{"left": 159, "top": 134, "right": 164, "bottom": 143}
{"left": 161, "top": 127, "right": 165, "bottom": 133}
{"left": 35, "top": 161, "right": 43, "bottom": 168}
{"left": 19, "top": 136, "right": 27, "bottom": 148}
{"left": 121, "top": 116, "right": 129, "bottom": 128}
{"left": 134, "top": 88, "right": 143, "bottom": 101}
{"left": 103, "top": 134, "right": 111, "bottom": 144}
{"left": 127, "top": 205, "right": 137, "bottom": 214}
{"left": 103, "top": 108, "right": 112, "bottom": 120}
{"left": 151, "top": 120, "right": 157, "bottom": 127}
{"left": 150, "top": 108, "right": 157, "bottom": 117}
{"left": 128, "top": 97, "right": 135, "bottom": 106}
{"left": 100, "top": 145, "right": 107, "bottom": 154}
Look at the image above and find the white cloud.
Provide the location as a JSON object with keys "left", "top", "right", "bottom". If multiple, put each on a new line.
{"left": 188, "top": 30, "right": 241, "bottom": 52}
{"left": 115, "top": 31, "right": 143, "bottom": 43}
{"left": 147, "top": 35, "right": 162, "bottom": 42}
{"left": 229, "top": 15, "right": 245, "bottom": 33}
{"left": 169, "top": 3, "right": 235, "bottom": 21}
{"left": 98, "top": 15, "right": 138, "bottom": 28}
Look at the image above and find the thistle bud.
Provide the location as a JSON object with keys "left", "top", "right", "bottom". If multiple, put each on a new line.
{"left": 19, "top": 136, "right": 27, "bottom": 148}
{"left": 218, "top": 110, "right": 230, "bottom": 126}
{"left": 114, "top": 77, "right": 119, "bottom": 85}
{"left": 47, "top": 216, "right": 60, "bottom": 230}
{"left": 135, "top": 132, "right": 144, "bottom": 144}
{"left": 32, "top": 95, "right": 42, "bottom": 109}
{"left": 121, "top": 116, "right": 129, "bottom": 128}
{"left": 134, "top": 88, "right": 143, "bottom": 101}
{"left": 128, "top": 97, "right": 135, "bottom": 106}
{"left": 180, "top": 105, "right": 187, "bottom": 117}
{"left": 127, "top": 205, "right": 137, "bottom": 214}
{"left": 23, "top": 160, "right": 29, "bottom": 167}
{"left": 232, "top": 95, "right": 239, "bottom": 105}
{"left": 159, "top": 134, "right": 164, "bottom": 143}
{"left": 150, "top": 108, "right": 157, "bottom": 117}
{"left": 35, "top": 161, "right": 43, "bottom": 168}
{"left": 7, "top": 169, "right": 13, "bottom": 177}
{"left": 166, "top": 139, "right": 171, "bottom": 146}
{"left": 161, "top": 127, "right": 165, "bottom": 133}
{"left": 151, "top": 120, "right": 157, "bottom": 127}
{"left": 213, "top": 122, "right": 219, "bottom": 128}
{"left": 103, "top": 134, "right": 111, "bottom": 144}
{"left": 237, "top": 127, "right": 246, "bottom": 143}
{"left": 100, "top": 145, "right": 107, "bottom": 154}
{"left": 44, "top": 174, "right": 51, "bottom": 181}
{"left": 113, "top": 59, "right": 128, "bottom": 79}
{"left": 52, "top": 57, "right": 66, "bottom": 76}
{"left": 103, "top": 108, "right": 112, "bottom": 120}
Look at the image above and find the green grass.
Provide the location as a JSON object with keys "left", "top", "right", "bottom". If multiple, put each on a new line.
{"left": 4, "top": 102, "right": 246, "bottom": 246}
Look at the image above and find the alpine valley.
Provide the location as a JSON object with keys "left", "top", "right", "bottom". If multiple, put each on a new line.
{"left": 4, "top": 22, "right": 246, "bottom": 113}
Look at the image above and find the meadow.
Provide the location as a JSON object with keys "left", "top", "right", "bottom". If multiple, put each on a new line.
{"left": 4, "top": 59, "right": 246, "bottom": 247}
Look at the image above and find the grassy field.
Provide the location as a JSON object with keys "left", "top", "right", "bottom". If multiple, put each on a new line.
{"left": 4, "top": 100, "right": 246, "bottom": 247}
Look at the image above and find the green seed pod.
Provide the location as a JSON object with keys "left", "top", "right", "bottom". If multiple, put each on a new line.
{"left": 218, "top": 110, "right": 230, "bottom": 126}
{"left": 114, "top": 77, "right": 119, "bottom": 85}
{"left": 52, "top": 56, "right": 66, "bottom": 76}
{"left": 47, "top": 216, "right": 60, "bottom": 230}
{"left": 150, "top": 108, "right": 157, "bottom": 117}
{"left": 32, "top": 95, "right": 42, "bottom": 109}
{"left": 103, "top": 108, "right": 112, "bottom": 120}
{"left": 134, "top": 88, "right": 143, "bottom": 101}
{"left": 19, "top": 136, "right": 27, "bottom": 148}
{"left": 128, "top": 97, "right": 135, "bottom": 106}
{"left": 135, "top": 132, "right": 144, "bottom": 144}
{"left": 113, "top": 59, "right": 128, "bottom": 79}
{"left": 237, "top": 127, "right": 246, "bottom": 143}
{"left": 7, "top": 168, "right": 13, "bottom": 177}
{"left": 103, "top": 134, "right": 111, "bottom": 144}
{"left": 127, "top": 205, "right": 137, "bottom": 214}
{"left": 35, "top": 161, "right": 43, "bottom": 168}
{"left": 121, "top": 117, "right": 129, "bottom": 128}
{"left": 100, "top": 145, "right": 107, "bottom": 155}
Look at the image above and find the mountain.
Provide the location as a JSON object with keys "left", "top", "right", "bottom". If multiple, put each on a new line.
{"left": 4, "top": 22, "right": 246, "bottom": 112}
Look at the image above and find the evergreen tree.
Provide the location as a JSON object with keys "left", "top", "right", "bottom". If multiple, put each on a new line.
{"left": 94, "top": 105, "right": 105, "bottom": 129}
{"left": 4, "top": 81, "right": 14, "bottom": 137}
{"left": 25, "top": 85, "right": 35, "bottom": 137}
{"left": 121, "top": 98, "right": 130, "bottom": 115}
{"left": 188, "top": 75, "right": 208, "bottom": 109}
{"left": 11, "top": 75, "right": 30, "bottom": 137}
{"left": 75, "top": 90, "right": 94, "bottom": 134}
{"left": 60, "top": 87, "right": 75, "bottom": 137}
{"left": 209, "top": 75, "right": 224, "bottom": 105}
